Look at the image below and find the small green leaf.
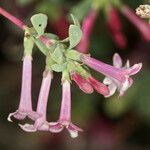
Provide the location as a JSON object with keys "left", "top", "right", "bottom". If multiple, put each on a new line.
{"left": 51, "top": 63, "right": 67, "bottom": 72}
{"left": 70, "top": 14, "right": 80, "bottom": 27}
{"left": 69, "top": 25, "right": 82, "bottom": 49}
{"left": 31, "top": 13, "right": 48, "bottom": 36}
{"left": 66, "top": 50, "right": 81, "bottom": 61}
{"left": 51, "top": 44, "right": 64, "bottom": 64}
{"left": 24, "top": 37, "right": 34, "bottom": 54}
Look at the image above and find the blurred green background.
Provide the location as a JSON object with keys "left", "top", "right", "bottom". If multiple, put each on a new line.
{"left": 0, "top": 0, "right": 150, "bottom": 150}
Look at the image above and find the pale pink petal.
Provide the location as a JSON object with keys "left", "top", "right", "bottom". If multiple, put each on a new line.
{"left": 127, "top": 63, "right": 142, "bottom": 75}
{"left": 103, "top": 77, "right": 112, "bottom": 85}
{"left": 113, "top": 53, "right": 122, "bottom": 68}
{"left": 105, "top": 83, "right": 117, "bottom": 98}
{"left": 49, "top": 122, "right": 63, "bottom": 133}
{"left": 119, "top": 77, "right": 133, "bottom": 97}
{"left": 124, "top": 60, "right": 130, "bottom": 69}
{"left": 19, "top": 124, "right": 37, "bottom": 132}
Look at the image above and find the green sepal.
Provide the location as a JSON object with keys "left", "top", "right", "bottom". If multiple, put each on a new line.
{"left": 66, "top": 50, "right": 81, "bottom": 61}
{"left": 66, "top": 61, "right": 76, "bottom": 73}
{"left": 62, "top": 69, "right": 71, "bottom": 82}
{"left": 34, "top": 38, "right": 49, "bottom": 55}
{"left": 69, "top": 25, "right": 82, "bottom": 49}
{"left": 75, "top": 63, "right": 90, "bottom": 78}
{"left": 70, "top": 14, "right": 80, "bottom": 27}
{"left": 30, "top": 13, "right": 48, "bottom": 37}
{"left": 46, "top": 53, "right": 55, "bottom": 70}
{"left": 24, "top": 36, "right": 34, "bottom": 55}
{"left": 51, "top": 44, "right": 65, "bottom": 64}
{"left": 51, "top": 62, "right": 67, "bottom": 72}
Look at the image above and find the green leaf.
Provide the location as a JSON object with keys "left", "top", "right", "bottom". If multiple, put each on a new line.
{"left": 70, "top": 14, "right": 80, "bottom": 27}
{"left": 66, "top": 50, "right": 81, "bottom": 61}
{"left": 51, "top": 63, "right": 67, "bottom": 72}
{"left": 69, "top": 25, "right": 82, "bottom": 49}
{"left": 24, "top": 37, "right": 34, "bottom": 54}
{"left": 30, "top": 13, "right": 48, "bottom": 36}
{"left": 51, "top": 44, "right": 64, "bottom": 64}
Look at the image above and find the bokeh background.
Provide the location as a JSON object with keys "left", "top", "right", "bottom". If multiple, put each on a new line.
{"left": 0, "top": 0, "right": 150, "bottom": 150}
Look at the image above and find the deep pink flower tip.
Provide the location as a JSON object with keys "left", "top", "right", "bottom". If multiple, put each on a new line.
{"left": 87, "top": 76, "right": 109, "bottom": 96}
{"left": 71, "top": 72, "right": 94, "bottom": 94}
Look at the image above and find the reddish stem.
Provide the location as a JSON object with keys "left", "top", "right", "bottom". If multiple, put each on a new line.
{"left": 0, "top": 7, "right": 26, "bottom": 30}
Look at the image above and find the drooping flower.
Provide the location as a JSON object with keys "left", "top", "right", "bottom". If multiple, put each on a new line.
{"left": 81, "top": 53, "right": 142, "bottom": 97}
{"left": 19, "top": 70, "right": 52, "bottom": 132}
{"left": 107, "top": 7, "right": 127, "bottom": 49}
{"left": 121, "top": 5, "right": 150, "bottom": 42}
{"left": 49, "top": 79, "right": 83, "bottom": 138}
{"left": 71, "top": 72, "right": 94, "bottom": 94}
{"left": 8, "top": 54, "right": 39, "bottom": 122}
{"left": 77, "top": 9, "right": 97, "bottom": 53}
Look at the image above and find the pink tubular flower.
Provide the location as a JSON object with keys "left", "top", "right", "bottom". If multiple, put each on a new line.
{"left": 121, "top": 5, "right": 150, "bottom": 42}
{"left": 19, "top": 70, "right": 52, "bottom": 132}
{"left": 81, "top": 54, "right": 142, "bottom": 97}
{"left": 8, "top": 54, "right": 39, "bottom": 122}
{"left": 77, "top": 9, "right": 97, "bottom": 53}
{"left": 87, "top": 76, "right": 109, "bottom": 96}
{"left": 107, "top": 7, "right": 127, "bottom": 49}
{"left": 103, "top": 53, "right": 140, "bottom": 97}
{"left": 49, "top": 80, "right": 83, "bottom": 138}
{"left": 71, "top": 72, "right": 94, "bottom": 94}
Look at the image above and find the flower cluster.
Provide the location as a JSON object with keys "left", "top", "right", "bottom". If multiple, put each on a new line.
{"left": 0, "top": 7, "right": 142, "bottom": 138}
